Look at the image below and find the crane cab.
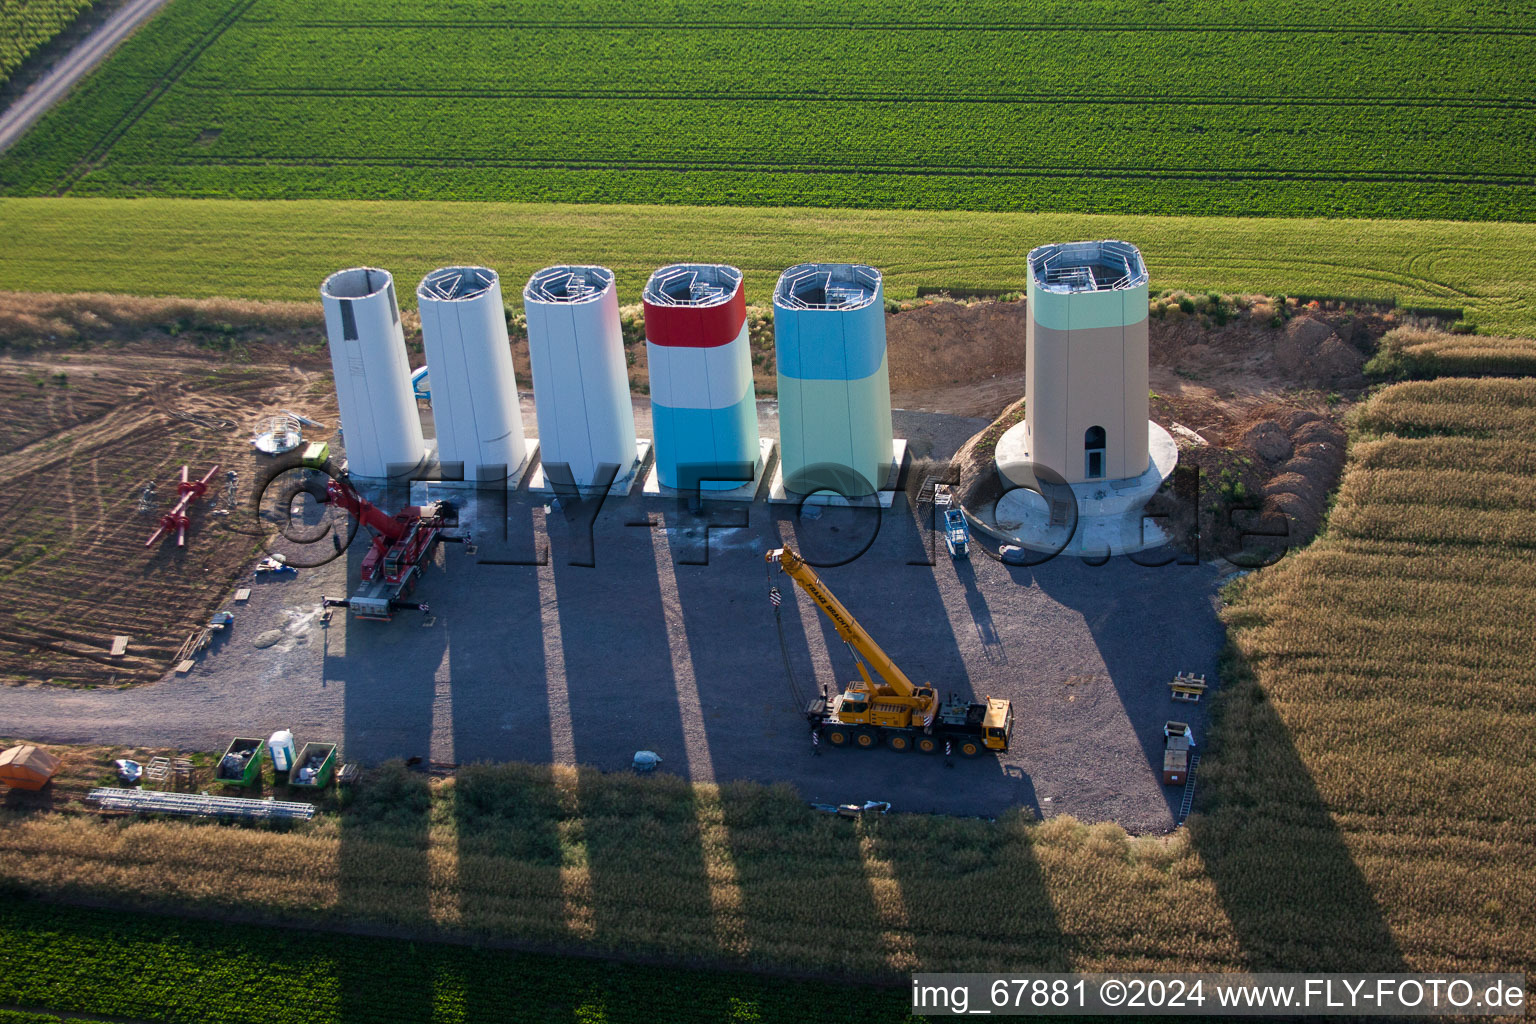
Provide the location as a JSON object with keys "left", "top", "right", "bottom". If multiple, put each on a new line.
{"left": 983, "top": 698, "right": 1013, "bottom": 752}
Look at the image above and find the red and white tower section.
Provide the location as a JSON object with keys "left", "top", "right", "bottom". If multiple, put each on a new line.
{"left": 642, "top": 264, "right": 770, "bottom": 497}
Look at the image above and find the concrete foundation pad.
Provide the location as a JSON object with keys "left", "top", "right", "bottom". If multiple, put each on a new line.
{"left": 768, "top": 439, "right": 908, "bottom": 509}
{"left": 987, "top": 422, "right": 1177, "bottom": 557}
{"left": 526, "top": 439, "right": 653, "bottom": 499}
{"left": 641, "top": 437, "right": 777, "bottom": 503}
{"left": 404, "top": 439, "right": 540, "bottom": 505}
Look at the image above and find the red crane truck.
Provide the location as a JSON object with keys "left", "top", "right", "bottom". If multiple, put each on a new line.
{"left": 319, "top": 478, "right": 454, "bottom": 621}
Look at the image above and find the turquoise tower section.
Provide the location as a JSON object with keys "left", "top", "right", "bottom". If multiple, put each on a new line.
{"left": 773, "top": 263, "right": 894, "bottom": 496}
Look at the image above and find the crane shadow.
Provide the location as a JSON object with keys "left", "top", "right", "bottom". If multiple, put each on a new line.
{"left": 323, "top": 497, "right": 446, "bottom": 1023}
{"left": 764, "top": 496, "right": 1068, "bottom": 971}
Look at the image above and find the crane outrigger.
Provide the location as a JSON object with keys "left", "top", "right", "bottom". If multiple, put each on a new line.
{"left": 767, "top": 545, "right": 1012, "bottom": 757}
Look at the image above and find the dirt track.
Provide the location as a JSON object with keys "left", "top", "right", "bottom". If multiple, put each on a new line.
{"left": 0, "top": 354, "right": 333, "bottom": 684}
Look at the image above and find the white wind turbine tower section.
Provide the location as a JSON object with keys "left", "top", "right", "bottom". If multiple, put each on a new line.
{"left": 523, "top": 265, "right": 638, "bottom": 488}
{"left": 416, "top": 266, "right": 529, "bottom": 485}
{"left": 320, "top": 267, "right": 425, "bottom": 479}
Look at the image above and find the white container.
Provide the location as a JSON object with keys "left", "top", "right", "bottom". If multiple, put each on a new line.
{"left": 523, "top": 265, "right": 637, "bottom": 487}
{"left": 417, "top": 266, "right": 529, "bottom": 484}
{"left": 268, "top": 729, "right": 296, "bottom": 773}
{"left": 320, "top": 267, "right": 425, "bottom": 479}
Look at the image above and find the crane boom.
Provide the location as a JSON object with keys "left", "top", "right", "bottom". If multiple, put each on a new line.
{"left": 767, "top": 546, "right": 918, "bottom": 698}
{"left": 324, "top": 478, "right": 410, "bottom": 541}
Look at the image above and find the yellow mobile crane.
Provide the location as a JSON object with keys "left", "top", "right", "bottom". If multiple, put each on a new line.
{"left": 767, "top": 545, "right": 1013, "bottom": 757}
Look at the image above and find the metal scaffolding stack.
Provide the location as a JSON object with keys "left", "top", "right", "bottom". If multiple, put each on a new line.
{"left": 88, "top": 788, "right": 317, "bottom": 821}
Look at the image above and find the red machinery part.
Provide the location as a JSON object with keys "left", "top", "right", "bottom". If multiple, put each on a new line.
{"left": 324, "top": 478, "right": 410, "bottom": 542}
{"left": 146, "top": 464, "right": 220, "bottom": 547}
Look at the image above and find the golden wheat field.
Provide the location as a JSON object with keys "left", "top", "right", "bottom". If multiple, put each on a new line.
{"left": 1368, "top": 326, "right": 1536, "bottom": 380}
{"left": 1, "top": 378, "right": 1532, "bottom": 981}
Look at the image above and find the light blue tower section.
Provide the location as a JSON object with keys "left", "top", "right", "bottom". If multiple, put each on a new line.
{"left": 649, "top": 393, "right": 760, "bottom": 490}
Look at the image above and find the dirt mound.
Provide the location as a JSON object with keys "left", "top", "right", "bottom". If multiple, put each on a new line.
{"left": 1292, "top": 418, "right": 1339, "bottom": 446}
{"left": 884, "top": 299, "right": 1029, "bottom": 393}
{"left": 1278, "top": 408, "right": 1322, "bottom": 432}
{"left": 1273, "top": 315, "right": 1369, "bottom": 387}
{"left": 1261, "top": 423, "right": 1347, "bottom": 545}
{"left": 1266, "top": 491, "right": 1320, "bottom": 542}
{"left": 1264, "top": 471, "right": 1324, "bottom": 509}
{"left": 1238, "top": 420, "right": 1293, "bottom": 464}
{"left": 1315, "top": 334, "right": 1367, "bottom": 381}
{"left": 1135, "top": 403, "right": 1351, "bottom": 560}
{"left": 1277, "top": 316, "right": 1334, "bottom": 366}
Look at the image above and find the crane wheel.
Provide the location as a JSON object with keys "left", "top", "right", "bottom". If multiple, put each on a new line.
{"left": 957, "top": 739, "right": 982, "bottom": 758}
{"left": 888, "top": 732, "right": 913, "bottom": 753}
{"left": 854, "top": 729, "right": 878, "bottom": 749}
{"left": 915, "top": 735, "right": 939, "bottom": 755}
{"left": 825, "top": 728, "right": 851, "bottom": 747}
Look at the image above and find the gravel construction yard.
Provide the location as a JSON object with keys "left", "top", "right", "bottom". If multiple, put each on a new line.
{"left": 2, "top": 405, "right": 1224, "bottom": 830}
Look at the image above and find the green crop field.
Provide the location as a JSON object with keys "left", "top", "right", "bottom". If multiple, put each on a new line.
{"left": 0, "top": 0, "right": 95, "bottom": 87}
{"left": 0, "top": 900, "right": 915, "bottom": 1023}
{"left": 4, "top": 198, "right": 1536, "bottom": 336}
{"left": 1, "top": 0, "right": 1533, "bottom": 220}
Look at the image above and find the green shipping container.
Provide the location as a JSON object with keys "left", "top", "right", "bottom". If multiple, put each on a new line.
{"left": 216, "top": 737, "right": 264, "bottom": 787}
{"left": 300, "top": 441, "right": 330, "bottom": 468}
{"left": 289, "top": 742, "right": 337, "bottom": 789}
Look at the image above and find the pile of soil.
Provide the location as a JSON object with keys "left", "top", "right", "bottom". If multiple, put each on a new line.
{"left": 1146, "top": 405, "right": 1347, "bottom": 562}
{"left": 1247, "top": 410, "right": 1348, "bottom": 544}
{"left": 1272, "top": 315, "right": 1369, "bottom": 387}
{"left": 886, "top": 298, "right": 1029, "bottom": 396}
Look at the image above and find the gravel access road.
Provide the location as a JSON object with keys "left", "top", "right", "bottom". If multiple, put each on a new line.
{"left": 1, "top": 406, "right": 1225, "bottom": 829}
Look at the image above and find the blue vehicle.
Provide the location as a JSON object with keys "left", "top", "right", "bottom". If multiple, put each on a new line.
{"left": 943, "top": 508, "right": 970, "bottom": 559}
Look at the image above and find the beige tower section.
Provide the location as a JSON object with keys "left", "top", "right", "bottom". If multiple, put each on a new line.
{"left": 1023, "top": 240, "right": 1150, "bottom": 484}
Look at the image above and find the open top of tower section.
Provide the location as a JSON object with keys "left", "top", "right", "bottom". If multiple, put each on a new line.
{"left": 1028, "top": 239, "right": 1148, "bottom": 295}
{"left": 643, "top": 263, "right": 742, "bottom": 308}
{"left": 322, "top": 266, "right": 394, "bottom": 301}
{"left": 524, "top": 265, "right": 614, "bottom": 305}
{"left": 418, "top": 266, "right": 498, "bottom": 303}
{"left": 773, "top": 262, "right": 881, "bottom": 312}
{"left": 319, "top": 267, "right": 424, "bottom": 480}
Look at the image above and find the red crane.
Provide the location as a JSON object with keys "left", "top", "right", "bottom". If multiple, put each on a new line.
{"left": 146, "top": 464, "right": 220, "bottom": 547}
{"left": 320, "top": 477, "right": 453, "bottom": 621}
